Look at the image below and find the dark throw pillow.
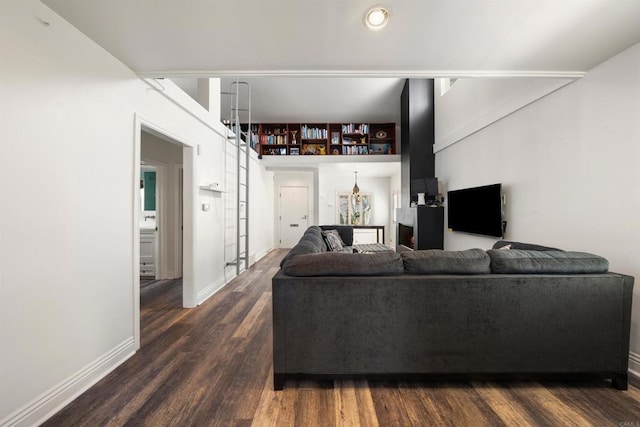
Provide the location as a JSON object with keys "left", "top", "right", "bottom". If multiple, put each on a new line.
{"left": 322, "top": 229, "right": 344, "bottom": 252}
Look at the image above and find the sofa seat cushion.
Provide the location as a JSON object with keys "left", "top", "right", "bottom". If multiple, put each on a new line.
{"left": 401, "top": 249, "right": 491, "bottom": 275}
{"left": 282, "top": 252, "right": 404, "bottom": 277}
{"left": 488, "top": 249, "right": 609, "bottom": 274}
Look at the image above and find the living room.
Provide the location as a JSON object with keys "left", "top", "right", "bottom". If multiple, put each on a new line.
{"left": 2, "top": 0, "right": 640, "bottom": 425}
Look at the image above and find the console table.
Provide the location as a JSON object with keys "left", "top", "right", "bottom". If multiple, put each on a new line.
{"left": 353, "top": 225, "right": 385, "bottom": 244}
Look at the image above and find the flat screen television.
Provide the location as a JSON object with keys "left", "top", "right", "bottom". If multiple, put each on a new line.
{"left": 447, "top": 183, "right": 503, "bottom": 237}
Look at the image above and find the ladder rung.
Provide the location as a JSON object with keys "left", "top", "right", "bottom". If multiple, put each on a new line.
{"left": 231, "top": 108, "right": 249, "bottom": 112}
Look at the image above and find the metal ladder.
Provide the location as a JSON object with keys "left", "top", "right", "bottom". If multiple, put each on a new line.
{"left": 222, "top": 80, "right": 251, "bottom": 276}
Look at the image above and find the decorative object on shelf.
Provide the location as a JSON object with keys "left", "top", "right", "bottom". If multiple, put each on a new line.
{"left": 375, "top": 130, "right": 388, "bottom": 138}
{"left": 291, "top": 130, "right": 297, "bottom": 144}
{"left": 331, "top": 132, "right": 340, "bottom": 144}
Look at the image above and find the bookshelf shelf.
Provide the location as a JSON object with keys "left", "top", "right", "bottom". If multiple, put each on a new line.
{"left": 256, "top": 122, "right": 395, "bottom": 156}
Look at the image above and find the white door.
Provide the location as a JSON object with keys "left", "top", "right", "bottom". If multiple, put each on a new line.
{"left": 279, "top": 186, "right": 309, "bottom": 247}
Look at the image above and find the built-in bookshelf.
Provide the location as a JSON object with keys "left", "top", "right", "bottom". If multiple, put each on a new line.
{"left": 255, "top": 122, "right": 395, "bottom": 156}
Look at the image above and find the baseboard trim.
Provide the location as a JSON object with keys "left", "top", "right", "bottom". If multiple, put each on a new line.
{"left": 1, "top": 337, "right": 136, "bottom": 427}
{"left": 196, "top": 277, "right": 226, "bottom": 305}
{"left": 250, "top": 247, "right": 275, "bottom": 267}
{"left": 628, "top": 351, "right": 640, "bottom": 382}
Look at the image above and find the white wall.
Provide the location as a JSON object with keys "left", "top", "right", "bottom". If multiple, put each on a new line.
{"left": 434, "top": 77, "right": 574, "bottom": 152}
{"left": 249, "top": 154, "right": 275, "bottom": 262}
{"left": 435, "top": 43, "right": 640, "bottom": 364}
{"left": 0, "top": 1, "right": 273, "bottom": 424}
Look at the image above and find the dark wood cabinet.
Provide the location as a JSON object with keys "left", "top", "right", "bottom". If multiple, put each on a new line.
{"left": 257, "top": 122, "right": 396, "bottom": 156}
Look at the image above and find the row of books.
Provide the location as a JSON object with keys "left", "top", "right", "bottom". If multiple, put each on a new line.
{"left": 342, "top": 145, "right": 369, "bottom": 155}
{"left": 263, "top": 147, "right": 287, "bottom": 155}
{"left": 301, "top": 125, "right": 327, "bottom": 140}
{"left": 342, "top": 124, "right": 369, "bottom": 134}
{"left": 260, "top": 134, "right": 287, "bottom": 145}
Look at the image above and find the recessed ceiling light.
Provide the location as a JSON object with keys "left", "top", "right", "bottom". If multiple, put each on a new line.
{"left": 364, "top": 5, "right": 391, "bottom": 31}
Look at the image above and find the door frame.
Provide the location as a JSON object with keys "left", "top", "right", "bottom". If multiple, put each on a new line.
{"left": 133, "top": 114, "right": 196, "bottom": 350}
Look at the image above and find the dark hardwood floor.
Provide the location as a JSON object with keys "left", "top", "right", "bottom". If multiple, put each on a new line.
{"left": 44, "top": 249, "right": 640, "bottom": 426}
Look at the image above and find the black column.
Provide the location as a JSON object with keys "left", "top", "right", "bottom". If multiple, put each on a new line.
{"left": 400, "top": 79, "right": 435, "bottom": 207}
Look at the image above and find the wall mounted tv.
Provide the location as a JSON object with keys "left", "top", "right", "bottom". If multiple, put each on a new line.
{"left": 447, "top": 183, "right": 503, "bottom": 237}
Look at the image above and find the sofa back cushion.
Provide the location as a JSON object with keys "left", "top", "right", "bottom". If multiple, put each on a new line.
{"left": 282, "top": 252, "right": 404, "bottom": 276}
{"left": 493, "top": 240, "right": 560, "bottom": 251}
{"left": 401, "top": 249, "right": 491, "bottom": 275}
{"left": 488, "top": 249, "right": 609, "bottom": 274}
{"left": 279, "top": 226, "right": 327, "bottom": 267}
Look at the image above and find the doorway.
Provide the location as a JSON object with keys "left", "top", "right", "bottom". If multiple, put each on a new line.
{"left": 279, "top": 186, "right": 309, "bottom": 247}
{"left": 134, "top": 116, "right": 196, "bottom": 350}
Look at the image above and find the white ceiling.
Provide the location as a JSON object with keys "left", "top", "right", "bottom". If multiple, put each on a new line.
{"left": 40, "top": 0, "right": 640, "bottom": 176}
{"left": 42, "top": 0, "right": 640, "bottom": 76}
{"left": 171, "top": 77, "right": 405, "bottom": 123}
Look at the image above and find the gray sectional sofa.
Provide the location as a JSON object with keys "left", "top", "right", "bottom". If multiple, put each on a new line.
{"left": 272, "top": 225, "right": 634, "bottom": 390}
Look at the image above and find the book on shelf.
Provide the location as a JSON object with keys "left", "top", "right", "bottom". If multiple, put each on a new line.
{"left": 342, "top": 145, "right": 369, "bottom": 155}
{"left": 260, "top": 134, "right": 288, "bottom": 145}
{"left": 301, "top": 125, "right": 327, "bottom": 140}
{"left": 341, "top": 123, "right": 369, "bottom": 135}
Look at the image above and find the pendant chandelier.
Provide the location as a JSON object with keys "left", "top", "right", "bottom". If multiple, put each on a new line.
{"left": 352, "top": 171, "right": 361, "bottom": 202}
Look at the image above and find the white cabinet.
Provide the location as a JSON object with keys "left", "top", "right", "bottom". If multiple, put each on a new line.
{"left": 140, "top": 229, "right": 156, "bottom": 278}
{"left": 353, "top": 229, "right": 378, "bottom": 244}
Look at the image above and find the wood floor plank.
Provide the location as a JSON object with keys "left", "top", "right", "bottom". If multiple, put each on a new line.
{"left": 43, "top": 248, "right": 640, "bottom": 426}
{"left": 333, "top": 380, "right": 362, "bottom": 427}
{"left": 506, "top": 381, "right": 595, "bottom": 426}
{"left": 471, "top": 381, "right": 538, "bottom": 426}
